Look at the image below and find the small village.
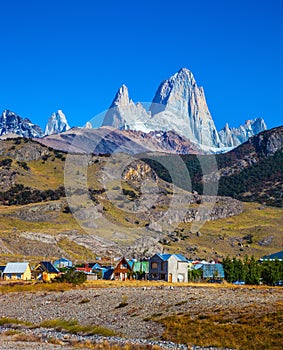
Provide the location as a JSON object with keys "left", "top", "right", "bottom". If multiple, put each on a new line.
{"left": 1, "top": 251, "right": 282, "bottom": 285}
{"left": 0, "top": 253, "right": 223, "bottom": 283}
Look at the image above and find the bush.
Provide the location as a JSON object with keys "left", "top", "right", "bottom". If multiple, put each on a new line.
{"left": 54, "top": 269, "right": 87, "bottom": 285}
{"left": 0, "top": 158, "right": 13, "bottom": 168}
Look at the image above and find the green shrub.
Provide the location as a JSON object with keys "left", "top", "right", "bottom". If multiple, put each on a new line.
{"left": 54, "top": 269, "right": 87, "bottom": 285}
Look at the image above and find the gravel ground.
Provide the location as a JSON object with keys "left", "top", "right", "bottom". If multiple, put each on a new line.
{"left": 0, "top": 285, "right": 282, "bottom": 349}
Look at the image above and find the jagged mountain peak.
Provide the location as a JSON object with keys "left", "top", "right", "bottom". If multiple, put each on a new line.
{"left": 0, "top": 109, "right": 43, "bottom": 138}
{"left": 110, "top": 84, "right": 130, "bottom": 108}
{"left": 219, "top": 117, "right": 267, "bottom": 147}
{"left": 175, "top": 67, "right": 196, "bottom": 82}
{"left": 102, "top": 84, "right": 150, "bottom": 132}
{"left": 44, "top": 110, "right": 70, "bottom": 136}
{"left": 151, "top": 68, "right": 197, "bottom": 111}
{"left": 148, "top": 68, "right": 221, "bottom": 147}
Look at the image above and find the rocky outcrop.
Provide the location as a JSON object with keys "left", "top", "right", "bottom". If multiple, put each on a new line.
{"left": 249, "top": 125, "right": 283, "bottom": 155}
{"left": 121, "top": 160, "right": 243, "bottom": 229}
{"left": 44, "top": 110, "right": 70, "bottom": 136}
{"left": 0, "top": 138, "right": 51, "bottom": 161}
{"left": 0, "top": 110, "right": 43, "bottom": 138}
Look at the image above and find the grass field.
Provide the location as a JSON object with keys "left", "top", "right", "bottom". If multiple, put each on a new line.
{"left": 160, "top": 309, "right": 283, "bottom": 350}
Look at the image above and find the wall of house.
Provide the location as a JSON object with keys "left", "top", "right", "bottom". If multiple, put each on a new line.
{"left": 4, "top": 266, "right": 31, "bottom": 281}
{"left": 42, "top": 272, "right": 58, "bottom": 282}
{"left": 168, "top": 257, "right": 188, "bottom": 283}
{"left": 23, "top": 267, "right": 32, "bottom": 281}
{"left": 149, "top": 255, "right": 168, "bottom": 281}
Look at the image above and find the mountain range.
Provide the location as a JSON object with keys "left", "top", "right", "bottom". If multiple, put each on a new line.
{"left": 0, "top": 68, "right": 267, "bottom": 153}
{"left": 101, "top": 68, "right": 267, "bottom": 149}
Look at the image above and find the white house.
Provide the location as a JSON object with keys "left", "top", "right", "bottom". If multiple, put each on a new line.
{"left": 149, "top": 253, "right": 188, "bottom": 283}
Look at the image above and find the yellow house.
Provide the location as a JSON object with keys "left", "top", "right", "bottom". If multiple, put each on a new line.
{"left": 3, "top": 262, "right": 32, "bottom": 281}
{"left": 33, "top": 261, "right": 59, "bottom": 282}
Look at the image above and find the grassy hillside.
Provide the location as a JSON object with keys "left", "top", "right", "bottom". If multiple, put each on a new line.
{"left": 0, "top": 137, "right": 282, "bottom": 263}
{"left": 166, "top": 202, "right": 283, "bottom": 260}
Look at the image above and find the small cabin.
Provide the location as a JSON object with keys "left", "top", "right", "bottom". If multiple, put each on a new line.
{"left": 33, "top": 261, "right": 59, "bottom": 282}
{"left": 113, "top": 257, "right": 133, "bottom": 281}
{"left": 3, "top": 262, "right": 32, "bottom": 281}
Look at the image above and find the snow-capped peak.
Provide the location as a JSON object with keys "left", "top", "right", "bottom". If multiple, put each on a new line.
{"left": 44, "top": 110, "right": 70, "bottom": 136}
{"left": 0, "top": 109, "right": 43, "bottom": 138}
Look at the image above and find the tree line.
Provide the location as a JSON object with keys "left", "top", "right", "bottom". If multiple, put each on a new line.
{"left": 222, "top": 255, "right": 283, "bottom": 285}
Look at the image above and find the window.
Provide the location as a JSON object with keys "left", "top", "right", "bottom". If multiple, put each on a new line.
{"left": 161, "top": 262, "right": 165, "bottom": 270}
{"left": 151, "top": 262, "right": 158, "bottom": 269}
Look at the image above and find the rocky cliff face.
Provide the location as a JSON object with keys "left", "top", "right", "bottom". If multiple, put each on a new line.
{"left": 0, "top": 110, "right": 43, "bottom": 138}
{"left": 44, "top": 110, "right": 70, "bottom": 136}
{"left": 149, "top": 68, "right": 222, "bottom": 147}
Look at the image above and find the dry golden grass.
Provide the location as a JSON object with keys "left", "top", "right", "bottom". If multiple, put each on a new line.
{"left": 40, "top": 318, "right": 116, "bottom": 337}
{"left": 0, "top": 281, "right": 76, "bottom": 294}
{"left": 1, "top": 279, "right": 279, "bottom": 295}
{"left": 73, "top": 342, "right": 162, "bottom": 350}
{"left": 160, "top": 309, "right": 283, "bottom": 350}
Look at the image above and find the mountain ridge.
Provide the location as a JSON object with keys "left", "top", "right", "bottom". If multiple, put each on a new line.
{"left": 0, "top": 68, "right": 268, "bottom": 152}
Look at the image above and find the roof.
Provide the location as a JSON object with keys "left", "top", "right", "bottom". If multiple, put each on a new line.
{"left": 39, "top": 261, "right": 59, "bottom": 273}
{"left": 114, "top": 257, "right": 132, "bottom": 271}
{"left": 260, "top": 251, "right": 283, "bottom": 261}
{"left": 156, "top": 253, "right": 188, "bottom": 262}
{"left": 91, "top": 263, "right": 102, "bottom": 270}
{"left": 3, "top": 262, "right": 29, "bottom": 274}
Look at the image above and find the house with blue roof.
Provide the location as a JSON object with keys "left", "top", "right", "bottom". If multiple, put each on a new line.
{"left": 149, "top": 253, "right": 188, "bottom": 283}
{"left": 260, "top": 251, "right": 283, "bottom": 262}
{"left": 33, "top": 261, "right": 60, "bottom": 282}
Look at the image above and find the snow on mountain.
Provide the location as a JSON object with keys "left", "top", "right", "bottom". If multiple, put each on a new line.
{"left": 0, "top": 110, "right": 43, "bottom": 138}
{"left": 102, "top": 84, "right": 150, "bottom": 132}
{"left": 44, "top": 110, "right": 70, "bottom": 136}
{"left": 85, "top": 121, "right": 93, "bottom": 129}
{"left": 219, "top": 118, "right": 267, "bottom": 147}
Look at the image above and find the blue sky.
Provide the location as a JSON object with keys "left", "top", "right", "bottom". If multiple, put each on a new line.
{"left": 0, "top": 0, "right": 282, "bottom": 130}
